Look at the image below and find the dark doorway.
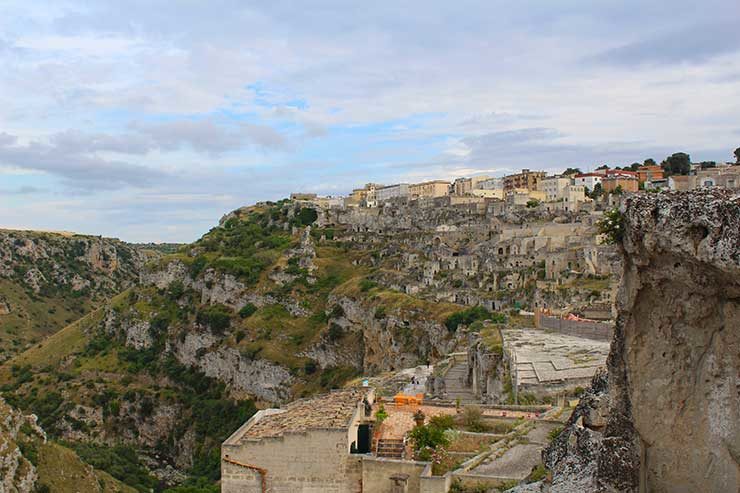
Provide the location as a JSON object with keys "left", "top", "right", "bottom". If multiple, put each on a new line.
{"left": 356, "top": 424, "right": 371, "bottom": 453}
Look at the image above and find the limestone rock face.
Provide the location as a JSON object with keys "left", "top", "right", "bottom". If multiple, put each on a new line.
{"left": 0, "top": 230, "right": 147, "bottom": 296}
{"left": 0, "top": 397, "right": 43, "bottom": 493}
{"left": 540, "top": 189, "right": 740, "bottom": 493}
{"left": 611, "top": 189, "right": 740, "bottom": 493}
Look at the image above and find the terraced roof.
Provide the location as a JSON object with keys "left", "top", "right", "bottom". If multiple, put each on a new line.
{"left": 243, "top": 388, "right": 368, "bottom": 440}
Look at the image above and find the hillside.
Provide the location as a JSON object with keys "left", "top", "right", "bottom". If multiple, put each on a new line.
{"left": 0, "top": 230, "right": 150, "bottom": 361}
{"left": 0, "top": 200, "right": 465, "bottom": 490}
{"left": 0, "top": 197, "right": 618, "bottom": 491}
{"left": 0, "top": 396, "right": 136, "bottom": 493}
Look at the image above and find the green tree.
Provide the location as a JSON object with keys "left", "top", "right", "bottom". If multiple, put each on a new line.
{"left": 590, "top": 182, "right": 603, "bottom": 199}
{"left": 734, "top": 147, "right": 740, "bottom": 164}
{"left": 563, "top": 167, "right": 582, "bottom": 175}
{"left": 661, "top": 152, "right": 691, "bottom": 176}
{"left": 627, "top": 162, "right": 641, "bottom": 171}
{"left": 643, "top": 158, "right": 656, "bottom": 167}
{"left": 595, "top": 164, "right": 609, "bottom": 170}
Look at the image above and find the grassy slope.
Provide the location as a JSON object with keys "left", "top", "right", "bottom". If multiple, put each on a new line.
{"left": 0, "top": 279, "right": 95, "bottom": 361}
{"left": 36, "top": 441, "right": 137, "bottom": 493}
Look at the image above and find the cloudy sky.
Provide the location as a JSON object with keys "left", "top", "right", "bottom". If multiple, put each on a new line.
{"left": 1, "top": 1, "right": 739, "bottom": 242}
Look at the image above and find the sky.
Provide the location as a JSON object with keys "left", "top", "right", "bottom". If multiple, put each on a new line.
{"left": 1, "top": 1, "right": 739, "bottom": 243}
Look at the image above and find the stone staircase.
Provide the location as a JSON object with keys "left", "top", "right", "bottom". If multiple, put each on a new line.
{"left": 376, "top": 438, "right": 404, "bottom": 459}
{"left": 444, "top": 361, "right": 477, "bottom": 404}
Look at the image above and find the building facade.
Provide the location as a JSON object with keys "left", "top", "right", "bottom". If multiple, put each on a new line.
{"left": 503, "top": 169, "right": 547, "bottom": 191}
{"left": 376, "top": 183, "right": 409, "bottom": 202}
{"left": 538, "top": 176, "right": 571, "bottom": 202}
{"left": 602, "top": 175, "right": 638, "bottom": 193}
{"left": 409, "top": 180, "right": 450, "bottom": 199}
{"left": 636, "top": 165, "right": 664, "bottom": 184}
{"left": 574, "top": 173, "right": 603, "bottom": 191}
{"left": 452, "top": 176, "right": 490, "bottom": 196}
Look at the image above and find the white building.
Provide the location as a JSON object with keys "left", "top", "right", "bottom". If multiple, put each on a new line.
{"left": 476, "top": 177, "right": 504, "bottom": 190}
{"left": 375, "top": 183, "right": 409, "bottom": 202}
{"left": 574, "top": 173, "right": 603, "bottom": 191}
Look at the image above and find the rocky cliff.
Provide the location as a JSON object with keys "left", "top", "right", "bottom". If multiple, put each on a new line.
{"left": 531, "top": 189, "right": 740, "bottom": 493}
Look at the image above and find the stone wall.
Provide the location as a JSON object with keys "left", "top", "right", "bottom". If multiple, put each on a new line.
{"left": 361, "top": 457, "right": 429, "bottom": 493}
{"left": 222, "top": 429, "right": 363, "bottom": 493}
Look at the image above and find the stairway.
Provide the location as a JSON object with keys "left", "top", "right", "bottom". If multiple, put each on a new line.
{"left": 376, "top": 438, "right": 404, "bottom": 459}
{"left": 444, "top": 361, "right": 477, "bottom": 404}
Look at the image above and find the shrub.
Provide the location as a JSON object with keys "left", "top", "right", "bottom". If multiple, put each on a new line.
{"left": 375, "top": 404, "right": 388, "bottom": 426}
{"left": 167, "top": 280, "right": 185, "bottom": 300}
{"left": 359, "top": 278, "right": 377, "bottom": 292}
{"left": 428, "top": 414, "right": 455, "bottom": 431}
{"left": 444, "top": 306, "right": 505, "bottom": 332}
{"left": 304, "top": 360, "right": 318, "bottom": 375}
{"left": 461, "top": 405, "right": 489, "bottom": 432}
{"left": 327, "top": 323, "right": 344, "bottom": 341}
{"left": 329, "top": 304, "right": 345, "bottom": 318}
{"left": 238, "top": 303, "right": 257, "bottom": 319}
{"left": 297, "top": 207, "right": 318, "bottom": 226}
{"left": 196, "top": 304, "right": 231, "bottom": 334}
{"left": 409, "top": 422, "right": 450, "bottom": 452}
{"left": 596, "top": 208, "right": 624, "bottom": 245}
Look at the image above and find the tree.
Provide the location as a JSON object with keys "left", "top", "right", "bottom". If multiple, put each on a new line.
{"left": 627, "top": 162, "right": 641, "bottom": 172}
{"left": 596, "top": 164, "right": 609, "bottom": 170}
{"left": 613, "top": 185, "right": 624, "bottom": 195}
{"left": 734, "top": 147, "right": 740, "bottom": 164}
{"left": 590, "top": 183, "right": 603, "bottom": 199}
{"left": 661, "top": 152, "right": 691, "bottom": 176}
{"left": 563, "top": 167, "right": 582, "bottom": 175}
{"left": 644, "top": 158, "right": 656, "bottom": 167}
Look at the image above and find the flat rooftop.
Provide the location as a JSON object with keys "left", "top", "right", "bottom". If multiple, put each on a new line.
{"left": 241, "top": 388, "right": 369, "bottom": 440}
{"left": 502, "top": 328, "right": 609, "bottom": 386}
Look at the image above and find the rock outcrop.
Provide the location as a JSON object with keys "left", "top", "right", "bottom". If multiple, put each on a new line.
{"left": 535, "top": 189, "right": 740, "bottom": 493}
{"left": 0, "top": 397, "right": 44, "bottom": 493}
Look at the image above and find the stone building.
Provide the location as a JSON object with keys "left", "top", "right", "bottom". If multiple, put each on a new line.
{"left": 222, "top": 388, "right": 449, "bottom": 493}
{"left": 636, "top": 165, "right": 664, "bottom": 184}
{"left": 452, "top": 175, "right": 489, "bottom": 196}
{"left": 602, "top": 175, "right": 638, "bottom": 193}
{"left": 538, "top": 175, "right": 571, "bottom": 202}
{"left": 409, "top": 180, "right": 450, "bottom": 199}
{"left": 573, "top": 172, "right": 602, "bottom": 190}
{"left": 503, "top": 169, "right": 546, "bottom": 191}
{"left": 376, "top": 184, "right": 410, "bottom": 202}
{"left": 689, "top": 164, "right": 740, "bottom": 189}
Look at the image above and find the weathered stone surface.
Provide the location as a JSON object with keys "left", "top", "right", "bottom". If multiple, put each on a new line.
{"left": 538, "top": 189, "right": 740, "bottom": 493}
{"left": 0, "top": 397, "right": 43, "bottom": 493}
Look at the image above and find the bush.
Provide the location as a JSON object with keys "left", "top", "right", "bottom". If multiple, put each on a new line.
{"left": 329, "top": 304, "right": 345, "bottom": 318}
{"left": 238, "top": 303, "right": 257, "bottom": 319}
{"left": 596, "top": 208, "right": 624, "bottom": 245}
{"left": 297, "top": 207, "right": 318, "bottom": 226}
{"left": 167, "top": 280, "right": 185, "bottom": 300}
{"left": 359, "top": 278, "right": 377, "bottom": 292}
{"left": 444, "top": 306, "right": 505, "bottom": 332}
{"left": 327, "top": 323, "right": 344, "bottom": 341}
{"left": 461, "top": 405, "right": 489, "bottom": 432}
{"left": 409, "top": 422, "right": 450, "bottom": 452}
{"left": 196, "top": 304, "right": 231, "bottom": 334}
{"left": 375, "top": 404, "right": 388, "bottom": 426}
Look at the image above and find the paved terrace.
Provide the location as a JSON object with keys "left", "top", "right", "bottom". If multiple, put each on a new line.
{"left": 502, "top": 327, "right": 609, "bottom": 387}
